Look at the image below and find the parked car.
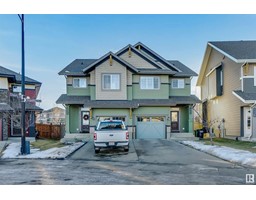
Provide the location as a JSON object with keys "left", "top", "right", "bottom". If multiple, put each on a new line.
{"left": 94, "top": 120, "right": 129, "bottom": 153}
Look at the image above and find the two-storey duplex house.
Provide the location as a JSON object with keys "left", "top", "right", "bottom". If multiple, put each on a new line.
{"left": 197, "top": 41, "right": 256, "bottom": 140}
{"left": 0, "top": 66, "right": 42, "bottom": 140}
{"left": 57, "top": 42, "right": 200, "bottom": 139}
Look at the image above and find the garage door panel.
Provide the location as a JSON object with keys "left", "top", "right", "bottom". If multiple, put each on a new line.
{"left": 137, "top": 121, "right": 165, "bottom": 139}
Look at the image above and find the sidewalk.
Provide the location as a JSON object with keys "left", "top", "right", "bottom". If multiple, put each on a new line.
{"left": 180, "top": 140, "right": 256, "bottom": 168}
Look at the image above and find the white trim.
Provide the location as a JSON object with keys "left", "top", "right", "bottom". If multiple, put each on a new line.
{"left": 232, "top": 91, "right": 256, "bottom": 104}
{"left": 205, "top": 63, "right": 222, "bottom": 77}
{"left": 240, "top": 76, "right": 254, "bottom": 79}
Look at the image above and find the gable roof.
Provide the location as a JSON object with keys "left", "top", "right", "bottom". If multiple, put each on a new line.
{"left": 59, "top": 42, "right": 197, "bottom": 78}
{"left": 116, "top": 44, "right": 170, "bottom": 70}
{"left": 83, "top": 52, "right": 139, "bottom": 74}
{"left": 197, "top": 40, "right": 256, "bottom": 86}
{"left": 58, "top": 59, "right": 96, "bottom": 76}
{"left": 209, "top": 40, "right": 256, "bottom": 63}
{"left": 0, "top": 66, "right": 41, "bottom": 85}
{"left": 134, "top": 42, "right": 181, "bottom": 72}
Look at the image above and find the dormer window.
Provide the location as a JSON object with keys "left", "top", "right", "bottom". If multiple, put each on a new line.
{"left": 73, "top": 78, "right": 87, "bottom": 88}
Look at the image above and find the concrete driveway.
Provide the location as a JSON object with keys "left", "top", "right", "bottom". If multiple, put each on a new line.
{"left": 70, "top": 139, "right": 235, "bottom": 168}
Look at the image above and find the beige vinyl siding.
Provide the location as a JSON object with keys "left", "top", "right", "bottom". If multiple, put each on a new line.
{"left": 0, "top": 77, "right": 8, "bottom": 89}
{"left": 200, "top": 48, "right": 243, "bottom": 136}
{"left": 208, "top": 70, "right": 217, "bottom": 99}
{"left": 90, "top": 70, "right": 95, "bottom": 85}
{"left": 95, "top": 59, "right": 127, "bottom": 100}
{"left": 67, "top": 77, "right": 72, "bottom": 85}
{"left": 127, "top": 70, "right": 133, "bottom": 85}
{"left": 120, "top": 50, "right": 157, "bottom": 69}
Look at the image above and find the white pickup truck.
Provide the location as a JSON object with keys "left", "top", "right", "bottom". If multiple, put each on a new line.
{"left": 94, "top": 120, "right": 129, "bottom": 153}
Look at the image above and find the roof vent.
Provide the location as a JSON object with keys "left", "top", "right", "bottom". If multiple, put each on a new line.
{"left": 81, "top": 62, "right": 84, "bottom": 65}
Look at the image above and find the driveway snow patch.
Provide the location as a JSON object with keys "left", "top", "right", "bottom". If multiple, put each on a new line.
{"left": 1, "top": 142, "right": 84, "bottom": 159}
{"left": 181, "top": 141, "right": 256, "bottom": 167}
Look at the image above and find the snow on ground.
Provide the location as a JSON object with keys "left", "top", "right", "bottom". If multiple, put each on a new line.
{"left": 181, "top": 141, "right": 256, "bottom": 167}
{"left": 1, "top": 142, "right": 84, "bottom": 159}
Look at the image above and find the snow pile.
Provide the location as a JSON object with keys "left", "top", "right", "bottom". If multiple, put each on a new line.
{"left": 181, "top": 141, "right": 256, "bottom": 167}
{"left": 1, "top": 142, "right": 84, "bottom": 159}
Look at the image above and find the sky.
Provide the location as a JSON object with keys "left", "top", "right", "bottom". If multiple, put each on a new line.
{"left": 1, "top": 14, "right": 256, "bottom": 110}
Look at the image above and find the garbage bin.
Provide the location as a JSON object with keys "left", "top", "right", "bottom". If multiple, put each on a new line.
{"left": 198, "top": 129, "right": 204, "bottom": 139}
{"left": 25, "top": 141, "right": 30, "bottom": 154}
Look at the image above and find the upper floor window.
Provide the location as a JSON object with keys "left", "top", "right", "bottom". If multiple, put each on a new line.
{"left": 102, "top": 74, "right": 120, "bottom": 90}
{"left": 140, "top": 76, "right": 160, "bottom": 90}
{"left": 73, "top": 78, "right": 87, "bottom": 88}
{"left": 172, "top": 79, "right": 184, "bottom": 89}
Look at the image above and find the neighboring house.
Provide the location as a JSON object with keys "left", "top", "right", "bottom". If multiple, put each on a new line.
{"left": 197, "top": 40, "right": 256, "bottom": 140}
{"left": 0, "top": 66, "right": 42, "bottom": 140}
{"left": 57, "top": 42, "right": 200, "bottom": 139}
{"left": 36, "top": 106, "right": 65, "bottom": 124}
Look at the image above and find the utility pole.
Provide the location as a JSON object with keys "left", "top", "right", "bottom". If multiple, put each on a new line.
{"left": 18, "top": 14, "right": 26, "bottom": 154}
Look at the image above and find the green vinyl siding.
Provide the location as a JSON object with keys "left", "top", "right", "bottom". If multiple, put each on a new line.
{"left": 91, "top": 108, "right": 131, "bottom": 126}
{"left": 65, "top": 106, "right": 70, "bottom": 134}
{"left": 179, "top": 106, "right": 189, "bottom": 132}
{"left": 169, "top": 78, "right": 191, "bottom": 96}
{"left": 132, "top": 75, "right": 169, "bottom": 99}
{"left": 69, "top": 106, "right": 80, "bottom": 133}
{"left": 67, "top": 85, "right": 90, "bottom": 96}
{"left": 90, "top": 85, "right": 96, "bottom": 100}
{"left": 127, "top": 86, "right": 133, "bottom": 100}
{"left": 133, "top": 84, "right": 169, "bottom": 99}
{"left": 133, "top": 107, "right": 170, "bottom": 122}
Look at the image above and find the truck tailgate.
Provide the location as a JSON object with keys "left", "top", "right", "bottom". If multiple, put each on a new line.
{"left": 96, "top": 130, "right": 127, "bottom": 142}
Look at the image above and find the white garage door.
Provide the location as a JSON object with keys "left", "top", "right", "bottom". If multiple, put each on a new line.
{"left": 136, "top": 116, "right": 166, "bottom": 139}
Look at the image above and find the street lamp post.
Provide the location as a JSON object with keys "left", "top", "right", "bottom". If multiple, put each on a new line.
{"left": 18, "top": 14, "right": 26, "bottom": 154}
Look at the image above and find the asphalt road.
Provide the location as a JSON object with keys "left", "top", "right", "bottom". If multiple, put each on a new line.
{"left": 0, "top": 139, "right": 255, "bottom": 185}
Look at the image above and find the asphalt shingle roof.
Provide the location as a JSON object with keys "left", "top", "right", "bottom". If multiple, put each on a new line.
{"left": 58, "top": 59, "right": 97, "bottom": 76}
{"left": 233, "top": 90, "right": 256, "bottom": 101}
{"left": 56, "top": 94, "right": 90, "bottom": 105}
{"left": 209, "top": 41, "right": 256, "bottom": 60}
{"left": 0, "top": 66, "right": 41, "bottom": 84}
{"left": 168, "top": 60, "right": 198, "bottom": 77}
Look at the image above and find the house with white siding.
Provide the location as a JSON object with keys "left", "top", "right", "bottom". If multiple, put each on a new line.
{"left": 197, "top": 40, "right": 256, "bottom": 140}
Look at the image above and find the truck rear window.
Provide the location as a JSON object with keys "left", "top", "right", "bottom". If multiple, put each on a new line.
{"left": 98, "top": 121, "right": 126, "bottom": 130}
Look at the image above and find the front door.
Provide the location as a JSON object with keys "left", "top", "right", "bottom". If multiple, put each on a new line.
{"left": 171, "top": 111, "right": 179, "bottom": 132}
{"left": 244, "top": 107, "right": 252, "bottom": 137}
{"left": 81, "top": 111, "right": 90, "bottom": 133}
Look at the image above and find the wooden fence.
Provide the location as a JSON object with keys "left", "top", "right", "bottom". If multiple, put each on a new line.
{"left": 35, "top": 123, "right": 65, "bottom": 140}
